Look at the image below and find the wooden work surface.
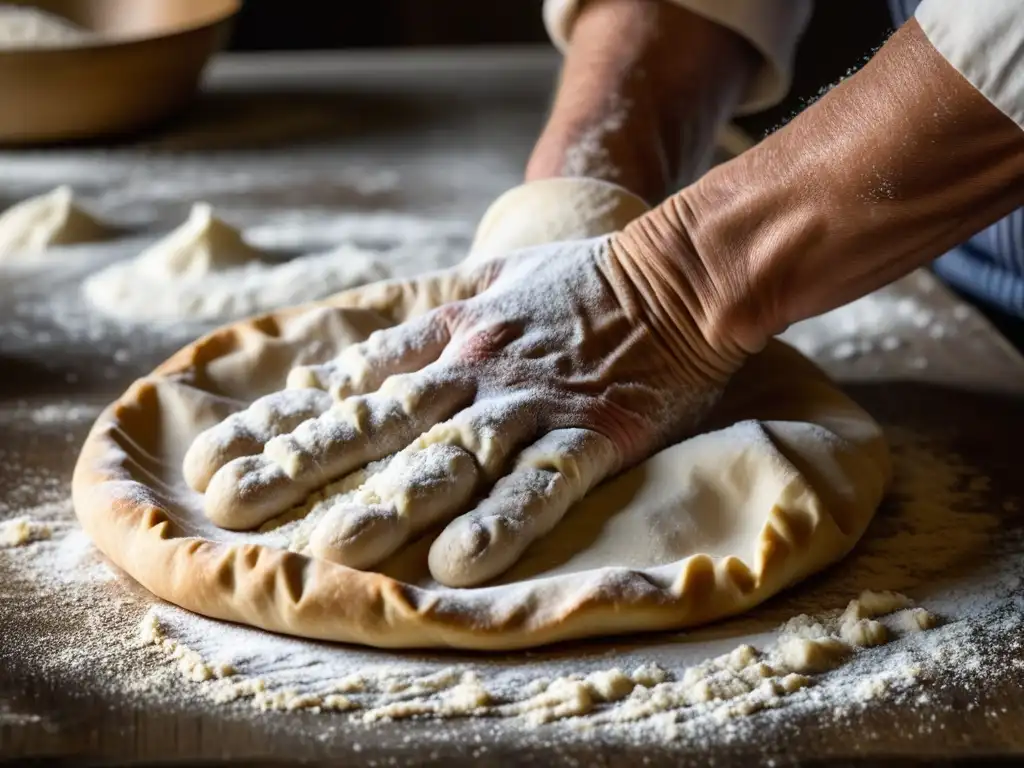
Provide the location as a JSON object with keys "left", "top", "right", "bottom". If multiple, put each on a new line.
{"left": 2, "top": 49, "right": 1024, "bottom": 767}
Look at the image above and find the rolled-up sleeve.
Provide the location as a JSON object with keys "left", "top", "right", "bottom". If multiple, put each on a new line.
{"left": 543, "top": 0, "right": 812, "bottom": 115}
{"left": 916, "top": 0, "right": 1024, "bottom": 129}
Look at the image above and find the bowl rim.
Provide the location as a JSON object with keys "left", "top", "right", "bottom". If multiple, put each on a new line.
{"left": 0, "top": 0, "right": 241, "bottom": 55}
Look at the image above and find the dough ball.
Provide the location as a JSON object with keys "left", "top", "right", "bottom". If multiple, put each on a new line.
{"left": 0, "top": 186, "right": 110, "bottom": 260}
{"left": 467, "top": 178, "right": 648, "bottom": 265}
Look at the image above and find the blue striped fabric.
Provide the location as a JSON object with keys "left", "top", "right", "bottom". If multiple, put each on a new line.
{"left": 888, "top": 0, "right": 1024, "bottom": 318}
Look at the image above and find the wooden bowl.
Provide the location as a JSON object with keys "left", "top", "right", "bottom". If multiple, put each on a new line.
{"left": 0, "top": 0, "right": 240, "bottom": 145}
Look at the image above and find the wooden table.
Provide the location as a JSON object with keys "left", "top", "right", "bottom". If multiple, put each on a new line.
{"left": 2, "top": 49, "right": 1024, "bottom": 767}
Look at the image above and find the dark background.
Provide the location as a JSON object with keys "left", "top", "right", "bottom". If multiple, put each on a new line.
{"left": 225, "top": 0, "right": 896, "bottom": 134}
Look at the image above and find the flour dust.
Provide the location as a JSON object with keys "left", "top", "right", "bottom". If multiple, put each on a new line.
{"left": 3, "top": 425, "right": 1022, "bottom": 753}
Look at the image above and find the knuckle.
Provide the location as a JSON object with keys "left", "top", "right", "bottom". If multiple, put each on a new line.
{"left": 456, "top": 321, "right": 520, "bottom": 363}
{"left": 433, "top": 302, "right": 463, "bottom": 330}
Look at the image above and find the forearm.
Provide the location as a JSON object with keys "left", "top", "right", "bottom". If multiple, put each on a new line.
{"left": 526, "top": 0, "right": 757, "bottom": 204}
{"left": 620, "top": 18, "right": 1024, "bottom": 356}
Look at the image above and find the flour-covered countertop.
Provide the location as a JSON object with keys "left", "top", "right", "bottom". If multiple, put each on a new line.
{"left": 2, "top": 49, "right": 1024, "bottom": 768}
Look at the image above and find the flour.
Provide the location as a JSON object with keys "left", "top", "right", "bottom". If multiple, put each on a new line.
{"left": 82, "top": 204, "right": 395, "bottom": 323}
{"left": 0, "top": 516, "right": 50, "bottom": 547}
{"left": 0, "top": 186, "right": 110, "bottom": 259}
{"left": 85, "top": 242, "right": 392, "bottom": 323}
{"left": 781, "top": 273, "right": 964, "bottom": 367}
{"left": 560, "top": 94, "right": 628, "bottom": 183}
{"left": 3, "top": 423, "right": 1023, "bottom": 755}
{"left": 122, "top": 586, "right": 934, "bottom": 728}
{"left": 0, "top": 208, "right": 472, "bottom": 355}
{"left": 0, "top": 145, "right": 479, "bottom": 349}
{"left": 0, "top": 5, "right": 92, "bottom": 48}
{"left": 137, "top": 610, "right": 236, "bottom": 682}
{"left": 17, "top": 401, "right": 103, "bottom": 426}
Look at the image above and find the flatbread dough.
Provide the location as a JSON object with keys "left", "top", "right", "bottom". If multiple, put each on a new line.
{"left": 73, "top": 180, "right": 890, "bottom": 650}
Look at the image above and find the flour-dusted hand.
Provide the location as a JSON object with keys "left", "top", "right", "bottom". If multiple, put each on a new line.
{"left": 192, "top": 210, "right": 749, "bottom": 586}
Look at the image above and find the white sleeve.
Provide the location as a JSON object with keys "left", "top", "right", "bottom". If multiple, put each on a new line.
{"left": 543, "top": 0, "right": 812, "bottom": 115}
{"left": 916, "top": 0, "right": 1024, "bottom": 128}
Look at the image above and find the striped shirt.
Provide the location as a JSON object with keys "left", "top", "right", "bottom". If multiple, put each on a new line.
{"left": 890, "top": 0, "right": 1024, "bottom": 318}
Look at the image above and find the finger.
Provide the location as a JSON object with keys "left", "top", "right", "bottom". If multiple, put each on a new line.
{"left": 183, "top": 388, "right": 333, "bottom": 493}
{"left": 428, "top": 428, "right": 619, "bottom": 587}
{"left": 308, "top": 395, "right": 538, "bottom": 568}
{"left": 286, "top": 311, "right": 452, "bottom": 398}
{"left": 203, "top": 367, "right": 473, "bottom": 530}
{"left": 308, "top": 443, "right": 479, "bottom": 569}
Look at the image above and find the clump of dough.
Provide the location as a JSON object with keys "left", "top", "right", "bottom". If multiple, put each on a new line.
{"left": 840, "top": 618, "right": 888, "bottom": 648}
{"left": 843, "top": 590, "right": 913, "bottom": 622}
{"left": 890, "top": 607, "right": 940, "bottom": 632}
{"left": 775, "top": 635, "right": 852, "bottom": 674}
{"left": 0, "top": 516, "right": 52, "bottom": 547}
{"left": 0, "top": 186, "right": 110, "bottom": 260}
{"left": 775, "top": 590, "right": 937, "bottom": 675}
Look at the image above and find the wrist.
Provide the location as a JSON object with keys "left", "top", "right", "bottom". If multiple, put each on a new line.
{"left": 609, "top": 210, "right": 753, "bottom": 385}
{"left": 612, "top": 18, "right": 1024, "bottom": 362}
{"left": 528, "top": 0, "right": 756, "bottom": 203}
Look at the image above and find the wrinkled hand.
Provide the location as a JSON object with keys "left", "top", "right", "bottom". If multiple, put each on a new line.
{"left": 185, "top": 191, "right": 745, "bottom": 587}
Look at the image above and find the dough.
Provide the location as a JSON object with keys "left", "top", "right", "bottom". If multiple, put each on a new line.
{"left": 72, "top": 179, "right": 890, "bottom": 650}
{"left": 82, "top": 203, "right": 390, "bottom": 322}
{"left": 0, "top": 6, "right": 92, "bottom": 48}
{"left": 0, "top": 186, "right": 110, "bottom": 259}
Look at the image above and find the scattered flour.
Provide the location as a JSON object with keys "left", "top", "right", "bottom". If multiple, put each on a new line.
{"left": 136, "top": 609, "right": 235, "bottom": 683}
{"left": 3, "top": 407, "right": 1024, "bottom": 756}
{"left": 84, "top": 242, "right": 392, "bottom": 323}
{"left": 121, "top": 586, "right": 939, "bottom": 730}
{"left": 559, "top": 94, "right": 628, "bottom": 183}
{"left": 0, "top": 145, "right": 481, "bottom": 347}
{"left": 0, "top": 207, "right": 473, "bottom": 356}
{"left": 18, "top": 401, "right": 103, "bottom": 426}
{"left": 781, "top": 274, "right": 967, "bottom": 366}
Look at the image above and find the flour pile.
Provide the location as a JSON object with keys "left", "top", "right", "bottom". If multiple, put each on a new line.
{"left": 0, "top": 186, "right": 109, "bottom": 260}
{"left": 0, "top": 5, "right": 92, "bottom": 48}
{"left": 2, "top": 207, "right": 472, "bottom": 351}
{"left": 82, "top": 203, "right": 394, "bottom": 322}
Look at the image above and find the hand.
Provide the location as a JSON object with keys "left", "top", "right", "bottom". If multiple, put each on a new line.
{"left": 184, "top": 195, "right": 745, "bottom": 588}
